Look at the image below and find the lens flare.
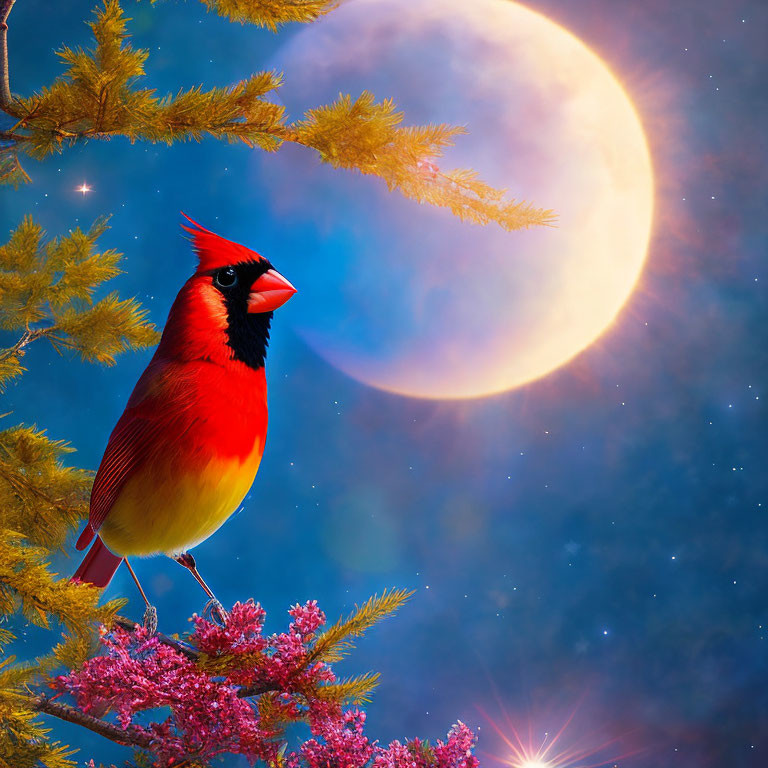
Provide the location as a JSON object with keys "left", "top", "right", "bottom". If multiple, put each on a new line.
{"left": 480, "top": 701, "right": 639, "bottom": 768}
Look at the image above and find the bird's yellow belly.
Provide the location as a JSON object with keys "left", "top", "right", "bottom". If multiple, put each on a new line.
{"left": 99, "top": 451, "right": 261, "bottom": 557}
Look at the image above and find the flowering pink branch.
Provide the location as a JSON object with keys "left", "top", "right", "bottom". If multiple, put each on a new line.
{"left": 33, "top": 694, "right": 153, "bottom": 749}
{"left": 45, "top": 598, "right": 479, "bottom": 768}
{"left": 112, "top": 615, "right": 281, "bottom": 698}
{"left": 112, "top": 615, "right": 199, "bottom": 662}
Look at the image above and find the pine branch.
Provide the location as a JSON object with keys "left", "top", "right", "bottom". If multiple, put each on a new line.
{"left": 0, "top": 667, "right": 79, "bottom": 768}
{"left": 199, "top": 0, "right": 338, "bottom": 30}
{"left": 0, "top": 327, "right": 46, "bottom": 359}
{"left": 0, "top": 215, "right": 159, "bottom": 390}
{"left": 0, "top": 146, "right": 30, "bottom": 187}
{"left": 0, "top": 2, "right": 554, "bottom": 229}
{"left": 0, "top": 453, "right": 85, "bottom": 547}
{"left": 0, "top": 531, "right": 121, "bottom": 634}
{"left": 315, "top": 671, "right": 381, "bottom": 704}
{"left": 0, "top": 328, "right": 46, "bottom": 388}
{"left": 33, "top": 695, "right": 153, "bottom": 749}
{"left": 289, "top": 93, "right": 556, "bottom": 230}
{"left": 310, "top": 588, "right": 413, "bottom": 663}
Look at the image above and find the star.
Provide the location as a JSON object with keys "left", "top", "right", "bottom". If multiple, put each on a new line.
{"left": 483, "top": 704, "right": 628, "bottom": 768}
{"left": 76, "top": 182, "right": 92, "bottom": 195}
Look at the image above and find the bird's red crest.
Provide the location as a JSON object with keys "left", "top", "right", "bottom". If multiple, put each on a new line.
{"left": 181, "top": 213, "right": 265, "bottom": 273}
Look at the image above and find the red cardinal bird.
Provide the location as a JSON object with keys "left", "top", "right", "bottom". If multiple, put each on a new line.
{"left": 72, "top": 216, "right": 296, "bottom": 608}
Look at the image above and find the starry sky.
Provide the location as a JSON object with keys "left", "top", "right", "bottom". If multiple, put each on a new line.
{"left": 3, "top": 0, "right": 767, "bottom": 766}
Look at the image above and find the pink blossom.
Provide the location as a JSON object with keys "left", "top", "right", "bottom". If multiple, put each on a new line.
{"left": 56, "top": 600, "right": 478, "bottom": 768}
{"left": 433, "top": 721, "right": 479, "bottom": 768}
{"left": 192, "top": 598, "right": 267, "bottom": 656}
{"left": 288, "top": 599, "right": 326, "bottom": 638}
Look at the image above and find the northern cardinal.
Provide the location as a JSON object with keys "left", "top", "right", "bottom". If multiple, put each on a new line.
{"left": 72, "top": 216, "right": 296, "bottom": 611}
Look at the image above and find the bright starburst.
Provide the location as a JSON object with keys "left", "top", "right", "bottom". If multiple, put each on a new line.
{"left": 76, "top": 182, "right": 92, "bottom": 195}
{"left": 480, "top": 700, "right": 638, "bottom": 768}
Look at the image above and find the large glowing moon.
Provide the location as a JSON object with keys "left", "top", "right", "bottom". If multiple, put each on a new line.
{"left": 261, "top": 0, "right": 653, "bottom": 399}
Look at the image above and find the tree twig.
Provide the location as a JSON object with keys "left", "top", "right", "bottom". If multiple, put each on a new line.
{"left": 0, "top": 128, "right": 24, "bottom": 141}
{"left": 0, "top": 0, "right": 16, "bottom": 109}
{"left": 28, "top": 615, "right": 302, "bottom": 754}
{"left": 236, "top": 681, "right": 277, "bottom": 698}
{"left": 113, "top": 614, "right": 200, "bottom": 662}
{"left": 33, "top": 694, "right": 154, "bottom": 749}
{"left": 112, "top": 615, "right": 276, "bottom": 698}
{"left": 0, "top": 328, "right": 48, "bottom": 363}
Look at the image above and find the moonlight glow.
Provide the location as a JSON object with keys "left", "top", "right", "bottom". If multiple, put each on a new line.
{"left": 270, "top": 0, "right": 654, "bottom": 399}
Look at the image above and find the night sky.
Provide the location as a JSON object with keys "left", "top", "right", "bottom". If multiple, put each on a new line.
{"left": 3, "top": 0, "right": 767, "bottom": 766}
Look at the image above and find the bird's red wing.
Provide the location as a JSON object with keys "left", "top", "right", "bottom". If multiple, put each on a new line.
{"left": 76, "top": 411, "right": 166, "bottom": 550}
{"left": 77, "top": 357, "right": 184, "bottom": 550}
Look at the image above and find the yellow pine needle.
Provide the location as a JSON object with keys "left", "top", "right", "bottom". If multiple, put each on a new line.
{"left": 311, "top": 587, "right": 414, "bottom": 663}
{"left": 3, "top": 3, "right": 553, "bottom": 229}
{"left": 317, "top": 671, "right": 381, "bottom": 704}
{"left": 199, "top": 0, "right": 339, "bottom": 31}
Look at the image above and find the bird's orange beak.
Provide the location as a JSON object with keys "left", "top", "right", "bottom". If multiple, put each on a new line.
{"left": 247, "top": 269, "right": 297, "bottom": 313}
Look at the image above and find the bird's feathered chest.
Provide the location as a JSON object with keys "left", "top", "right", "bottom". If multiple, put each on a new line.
{"left": 128, "top": 356, "right": 269, "bottom": 462}
{"left": 94, "top": 357, "right": 269, "bottom": 556}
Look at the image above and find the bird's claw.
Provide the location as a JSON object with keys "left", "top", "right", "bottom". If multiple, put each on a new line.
{"left": 175, "top": 552, "right": 196, "bottom": 569}
{"left": 203, "top": 599, "right": 228, "bottom": 626}
{"left": 142, "top": 604, "right": 158, "bottom": 635}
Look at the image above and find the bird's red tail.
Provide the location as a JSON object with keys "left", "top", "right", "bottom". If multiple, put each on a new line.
{"left": 71, "top": 536, "right": 123, "bottom": 588}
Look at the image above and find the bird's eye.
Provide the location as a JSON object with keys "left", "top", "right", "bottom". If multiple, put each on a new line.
{"left": 214, "top": 267, "right": 238, "bottom": 289}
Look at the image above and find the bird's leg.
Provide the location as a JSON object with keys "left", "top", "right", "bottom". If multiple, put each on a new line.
{"left": 124, "top": 558, "right": 157, "bottom": 634}
{"left": 174, "top": 552, "right": 228, "bottom": 625}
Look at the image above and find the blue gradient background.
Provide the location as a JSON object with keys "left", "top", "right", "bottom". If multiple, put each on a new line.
{"left": 2, "top": 1, "right": 766, "bottom": 766}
